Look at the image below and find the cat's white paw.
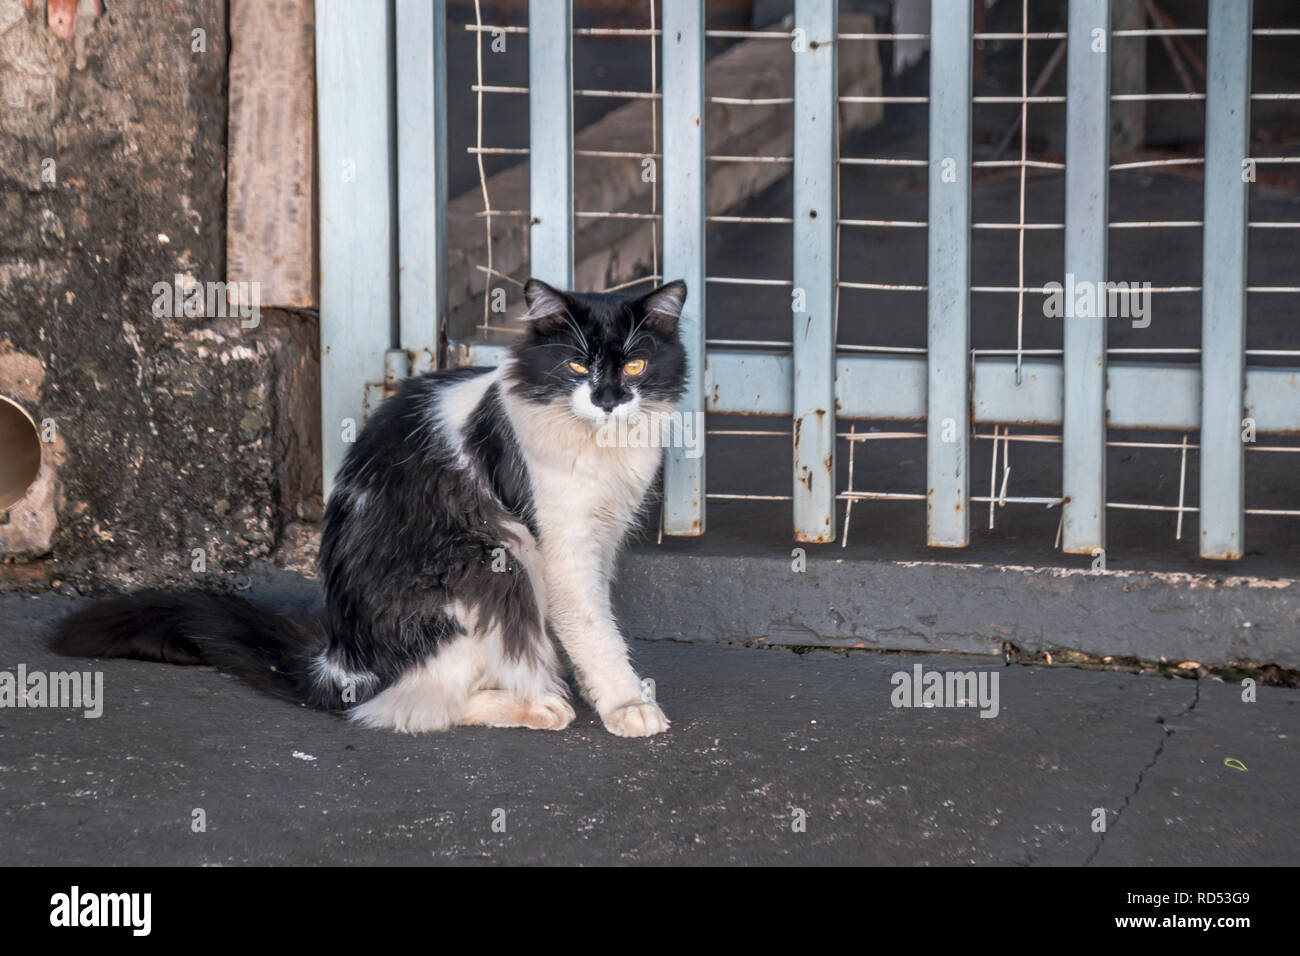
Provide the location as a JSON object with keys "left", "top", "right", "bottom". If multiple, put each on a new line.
{"left": 528, "top": 694, "right": 577, "bottom": 730}
{"left": 602, "top": 700, "right": 670, "bottom": 738}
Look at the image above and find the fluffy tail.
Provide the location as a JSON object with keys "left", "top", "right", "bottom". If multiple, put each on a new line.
{"left": 48, "top": 590, "right": 337, "bottom": 709}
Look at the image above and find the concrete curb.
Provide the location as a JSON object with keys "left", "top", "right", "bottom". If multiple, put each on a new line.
{"left": 613, "top": 548, "right": 1300, "bottom": 669}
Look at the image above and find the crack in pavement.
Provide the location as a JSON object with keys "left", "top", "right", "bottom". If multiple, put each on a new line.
{"left": 1083, "top": 679, "right": 1202, "bottom": 866}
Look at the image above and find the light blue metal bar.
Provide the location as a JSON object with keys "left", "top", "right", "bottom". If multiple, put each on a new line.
{"left": 316, "top": 0, "right": 396, "bottom": 500}
{"left": 1199, "top": 0, "right": 1253, "bottom": 560}
{"left": 791, "top": 0, "right": 837, "bottom": 543}
{"left": 1244, "top": 368, "right": 1300, "bottom": 435}
{"left": 528, "top": 0, "right": 573, "bottom": 288}
{"left": 453, "top": 343, "right": 1300, "bottom": 434}
{"left": 925, "top": 0, "right": 973, "bottom": 548}
{"left": 661, "top": 0, "right": 706, "bottom": 536}
{"left": 396, "top": 0, "right": 448, "bottom": 376}
{"left": 1061, "top": 0, "right": 1111, "bottom": 554}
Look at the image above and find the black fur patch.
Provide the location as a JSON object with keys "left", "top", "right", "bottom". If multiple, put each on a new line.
{"left": 463, "top": 381, "right": 537, "bottom": 536}
{"left": 318, "top": 368, "right": 546, "bottom": 680}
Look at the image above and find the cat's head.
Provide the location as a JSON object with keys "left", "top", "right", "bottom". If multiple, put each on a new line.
{"left": 509, "top": 278, "right": 688, "bottom": 429}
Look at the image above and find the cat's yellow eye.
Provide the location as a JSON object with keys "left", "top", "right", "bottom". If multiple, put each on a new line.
{"left": 623, "top": 358, "right": 647, "bottom": 377}
{"left": 567, "top": 361, "right": 589, "bottom": 375}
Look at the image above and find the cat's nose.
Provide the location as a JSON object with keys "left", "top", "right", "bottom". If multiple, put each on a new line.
{"left": 592, "top": 384, "right": 625, "bottom": 412}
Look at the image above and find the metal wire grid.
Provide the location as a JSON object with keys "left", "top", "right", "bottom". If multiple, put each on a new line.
{"left": 462, "top": 1, "right": 1300, "bottom": 545}
{"left": 465, "top": 3, "right": 813, "bottom": 335}
{"left": 833, "top": 1, "right": 1300, "bottom": 545}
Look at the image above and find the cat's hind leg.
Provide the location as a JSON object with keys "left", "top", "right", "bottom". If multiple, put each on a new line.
{"left": 349, "top": 527, "right": 570, "bottom": 733}
{"left": 457, "top": 689, "right": 574, "bottom": 730}
{"left": 347, "top": 619, "right": 570, "bottom": 733}
{"left": 347, "top": 634, "right": 479, "bottom": 733}
{"left": 459, "top": 522, "right": 573, "bottom": 730}
{"left": 459, "top": 590, "right": 574, "bottom": 731}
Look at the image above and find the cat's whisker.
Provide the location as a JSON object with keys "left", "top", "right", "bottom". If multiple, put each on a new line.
{"left": 560, "top": 308, "right": 589, "bottom": 352}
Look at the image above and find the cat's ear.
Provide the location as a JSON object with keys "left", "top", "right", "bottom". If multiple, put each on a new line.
{"left": 523, "top": 278, "right": 570, "bottom": 333}
{"left": 639, "top": 280, "right": 686, "bottom": 336}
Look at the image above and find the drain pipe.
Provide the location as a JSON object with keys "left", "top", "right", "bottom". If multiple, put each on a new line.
{"left": 0, "top": 396, "right": 41, "bottom": 510}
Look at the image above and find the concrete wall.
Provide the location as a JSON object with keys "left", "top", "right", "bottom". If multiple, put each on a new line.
{"left": 0, "top": 0, "right": 318, "bottom": 591}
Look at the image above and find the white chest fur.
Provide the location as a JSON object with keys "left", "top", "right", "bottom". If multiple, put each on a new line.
{"left": 504, "top": 387, "right": 663, "bottom": 550}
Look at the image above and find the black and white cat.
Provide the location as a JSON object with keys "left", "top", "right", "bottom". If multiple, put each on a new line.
{"left": 51, "top": 278, "right": 689, "bottom": 737}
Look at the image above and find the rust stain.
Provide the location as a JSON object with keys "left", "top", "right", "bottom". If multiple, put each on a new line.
{"left": 794, "top": 530, "right": 834, "bottom": 543}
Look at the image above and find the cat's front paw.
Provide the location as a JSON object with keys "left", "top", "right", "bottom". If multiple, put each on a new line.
{"left": 601, "top": 700, "right": 670, "bottom": 738}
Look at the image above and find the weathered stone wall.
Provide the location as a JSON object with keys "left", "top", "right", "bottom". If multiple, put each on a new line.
{"left": 0, "top": 0, "right": 317, "bottom": 592}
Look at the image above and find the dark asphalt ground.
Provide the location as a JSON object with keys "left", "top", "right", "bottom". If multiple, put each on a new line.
{"left": 1, "top": 586, "right": 1296, "bottom": 866}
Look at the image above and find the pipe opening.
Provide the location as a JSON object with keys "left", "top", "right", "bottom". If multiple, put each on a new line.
{"left": 0, "top": 396, "right": 41, "bottom": 510}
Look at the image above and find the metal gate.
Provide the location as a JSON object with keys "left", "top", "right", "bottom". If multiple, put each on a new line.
{"left": 315, "top": 0, "right": 1299, "bottom": 561}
